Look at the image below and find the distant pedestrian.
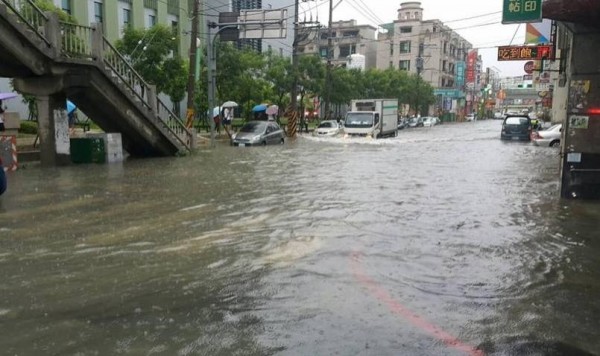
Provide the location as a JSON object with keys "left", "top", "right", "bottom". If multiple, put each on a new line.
{"left": 222, "top": 107, "right": 233, "bottom": 137}
{"left": 0, "top": 100, "right": 5, "bottom": 131}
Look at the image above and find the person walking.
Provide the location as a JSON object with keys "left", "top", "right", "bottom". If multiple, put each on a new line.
{"left": 223, "top": 107, "right": 233, "bottom": 137}
{"left": 0, "top": 100, "right": 5, "bottom": 132}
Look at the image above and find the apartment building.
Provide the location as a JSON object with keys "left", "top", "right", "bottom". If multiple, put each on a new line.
{"left": 206, "top": 0, "right": 295, "bottom": 56}
{"left": 377, "top": 2, "right": 472, "bottom": 90}
{"left": 53, "top": 0, "right": 192, "bottom": 58}
{"left": 298, "top": 20, "right": 378, "bottom": 69}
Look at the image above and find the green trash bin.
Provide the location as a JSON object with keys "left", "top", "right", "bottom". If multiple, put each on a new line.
{"left": 70, "top": 137, "right": 106, "bottom": 164}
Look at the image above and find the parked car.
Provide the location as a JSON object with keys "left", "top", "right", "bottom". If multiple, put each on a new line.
{"left": 231, "top": 121, "right": 285, "bottom": 146}
{"left": 532, "top": 124, "right": 562, "bottom": 147}
{"left": 422, "top": 117, "right": 435, "bottom": 127}
{"left": 500, "top": 115, "right": 532, "bottom": 141}
{"left": 466, "top": 113, "right": 476, "bottom": 121}
{"left": 494, "top": 112, "right": 504, "bottom": 120}
{"left": 407, "top": 117, "right": 424, "bottom": 128}
{"left": 398, "top": 118, "right": 408, "bottom": 130}
{"left": 313, "top": 120, "right": 342, "bottom": 137}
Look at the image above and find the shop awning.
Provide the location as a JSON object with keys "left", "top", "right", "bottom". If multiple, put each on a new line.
{"left": 543, "top": 0, "right": 600, "bottom": 27}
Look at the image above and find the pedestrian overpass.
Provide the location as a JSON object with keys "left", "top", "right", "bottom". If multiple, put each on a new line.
{"left": 0, "top": 0, "right": 194, "bottom": 166}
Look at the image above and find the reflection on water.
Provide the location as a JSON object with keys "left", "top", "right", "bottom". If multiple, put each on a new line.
{"left": 0, "top": 121, "right": 598, "bottom": 355}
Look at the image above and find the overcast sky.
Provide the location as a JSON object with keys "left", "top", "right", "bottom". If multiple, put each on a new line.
{"left": 300, "top": 0, "right": 528, "bottom": 77}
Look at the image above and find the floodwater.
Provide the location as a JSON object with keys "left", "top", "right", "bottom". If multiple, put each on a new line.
{"left": 1, "top": 120, "right": 599, "bottom": 355}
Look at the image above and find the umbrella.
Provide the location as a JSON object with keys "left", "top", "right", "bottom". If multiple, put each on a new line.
{"left": 212, "top": 106, "right": 221, "bottom": 118}
{"left": 252, "top": 104, "right": 268, "bottom": 112}
{"left": 66, "top": 100, "right": 76, "bottom": 114}
{"left": 0, "top": 92, "right": 18, "bottom": 101}
{"left": 266, "top": 105, "right": 279, "bottom": 116}
{"left": 222, "top": 100, "right": 238, "bottom": 108}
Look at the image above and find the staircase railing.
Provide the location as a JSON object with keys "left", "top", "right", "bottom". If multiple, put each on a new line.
{"left": 0, "top": 0, "right": 193, "bottom": 154}
{"left": 0, "top": 0, "right": 51, "bottom": 47}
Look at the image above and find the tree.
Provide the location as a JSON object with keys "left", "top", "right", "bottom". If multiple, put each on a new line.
{"left": 264, "top": 53, "right": 293, "bottom": 111}
{"left": 116, "top": 26, "right": 185, "bottom": 99}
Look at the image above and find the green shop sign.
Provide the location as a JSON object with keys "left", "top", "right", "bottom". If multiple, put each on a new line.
{"left": 502, "top": 0, "right": 542, "bottom": 24}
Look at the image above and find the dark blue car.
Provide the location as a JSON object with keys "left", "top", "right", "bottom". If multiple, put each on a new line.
{"left": 501, "top": 115, "right": 532, "bottom": 141}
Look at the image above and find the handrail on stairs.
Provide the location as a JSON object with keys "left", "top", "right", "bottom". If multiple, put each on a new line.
{"left": 0, "top": 0, "right": 50, "bottom": 47}
{"left": 0, "top": 0, "right": 193, "bottom": 154}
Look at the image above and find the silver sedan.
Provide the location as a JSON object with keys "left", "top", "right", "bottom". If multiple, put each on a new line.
{"left": 231, "top": 121, "right": 285, "bottom": 146}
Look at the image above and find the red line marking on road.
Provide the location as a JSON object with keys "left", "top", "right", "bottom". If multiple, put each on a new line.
{"left": 350, "top": 251, "right": 484, "bottom": 356}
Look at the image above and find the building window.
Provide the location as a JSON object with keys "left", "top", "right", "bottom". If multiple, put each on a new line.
{"left": 319, "top": 47, "right": 328, "bottom": 58}
{"left": 94, "top": 1, "right": 103, "bottom": 24}
{"left": 123, "top": 8, "right": 131, "bottom": 28}
{"left": 400, "top": 26, "right": 412, "bottom": 33}
{"left": 390, "top": 42, "right": 394, "bottom": 55}
{"left": 148, "top": 14, "right": 156, "bottom": 27}
{"left": 399, "top": 60, "right": 410, "bottom": 71}
{"left": 339, "top": 45, "right": 355, "bottom": 58}
{"left": 399, "top": 41, "right": 411, "bottom": 54}
{"left": 61, "top": 0, "right": 71, "bottom": 15}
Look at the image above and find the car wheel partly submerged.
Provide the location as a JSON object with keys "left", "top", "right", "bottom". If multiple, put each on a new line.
{"left": 280, "top": 138, "right": 284, "bottom": 144}
{"left": 261, "top": 141, "right": 267, "bottom": 146}
{"left": 550, "top": 140, "right": 560, "bottom": 147}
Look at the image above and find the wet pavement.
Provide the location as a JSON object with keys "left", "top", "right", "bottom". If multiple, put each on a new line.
{"left": 1, "top": 120, "right": 599, "bottom": 355}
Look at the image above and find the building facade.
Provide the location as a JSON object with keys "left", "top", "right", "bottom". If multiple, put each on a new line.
{"left": 377, "top": 2, "right": 472, "bottom": 88}
{"left": 206, "top": 0, "right": 295, "bottom": 56}
{"left": 298, "top": 20, "right": 378, "bottom": 69}
{"left": 53, "top": 0, "right": 192, "bottom": 58}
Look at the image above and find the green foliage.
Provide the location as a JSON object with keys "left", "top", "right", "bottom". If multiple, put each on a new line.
{"left": 116, "top": 25, "right": 184, "bottom": 96}
{"left": 19, "top": 120, "right": 38, "bottom": 134}
{"left": 34, "top": 0, "right": 77, "bottom": 23}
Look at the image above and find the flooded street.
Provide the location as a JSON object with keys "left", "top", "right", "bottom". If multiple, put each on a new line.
{"left": 1, "top": 120, "right": 599, "bottom": 355}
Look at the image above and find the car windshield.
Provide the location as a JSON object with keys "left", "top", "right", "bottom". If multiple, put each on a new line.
{"left": 318, "top": 121, "right": 335, "bottom": 128}
{"left": 345, "top": 113, "right": 373, "bottom": 128}
{"left": 240, "top": 122, "right": 266, "bottom": 133}
{"left": 505, "top": 117, "right": 529, "bottom": 125}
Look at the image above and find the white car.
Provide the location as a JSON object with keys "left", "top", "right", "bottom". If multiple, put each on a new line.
{"left": 313, "top": 120, "right": 343, "bottom": 137}
{"left": 422, "top": 117, "right": 435, "bottom": 127}
{"left": 532, "top": 124, "right": 562, "bottom": 147}
{"left": 466, "top": 114, "right": 475, "bottom": 121}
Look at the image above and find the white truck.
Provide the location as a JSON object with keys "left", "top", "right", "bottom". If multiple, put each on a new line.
{"left": 344, "top": 99, "right": 399, "bottom": 138}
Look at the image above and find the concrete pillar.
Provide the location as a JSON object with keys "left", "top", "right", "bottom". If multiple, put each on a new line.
{"left": 91, "top": 23, "right": 104, "bottom": 65}
{"left": 37, "top": 94, "right": 71, "bottom": 167}
{"left": 43, "top": 12, "right": 61, "bottom": 58}
{"left": 560, "top": 28, "right": 600, "bottom": 199}
{"left": 147, "top": 84, "right": 157, "bottom": 112}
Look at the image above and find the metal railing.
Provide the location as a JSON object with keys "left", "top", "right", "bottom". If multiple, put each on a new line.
{"left": 0, "top": 0, "right": 50, "bottom": 46}
{"left": 60, "top": 21, "right": 94, "bottom": 59}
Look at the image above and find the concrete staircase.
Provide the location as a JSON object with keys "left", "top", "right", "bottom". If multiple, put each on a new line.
{"left": 0, "top": 0, "right": 194, "bottom": 160}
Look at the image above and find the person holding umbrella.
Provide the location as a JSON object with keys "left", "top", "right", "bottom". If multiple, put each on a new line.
{"left": 221, "top": 101, "right": 237, "bottom": 137}
{"left": 0, "top": 100, "right": 5, "bottom": 131}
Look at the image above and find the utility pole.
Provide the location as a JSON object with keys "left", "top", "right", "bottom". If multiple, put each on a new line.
{"left": 185, "top": 0, "right": 199, "bottom": 129}
{"left": 324, "top": 0, "right": 333, "bottom": 119}
{"left": 289, "top": 0, "right": 300, "bottom": 138}
{"left": 415, "top": 42, "right": 424, "bottom": 117}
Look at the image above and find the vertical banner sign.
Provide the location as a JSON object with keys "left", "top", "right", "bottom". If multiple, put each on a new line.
{"left": 456, "top": 61, "right": 465, "bottom": 88}
{"left": 466, "top": 50, "right": 478, "bottom": 87}
{"left": 502, "top": 0, "right": 542, "bottom": 24}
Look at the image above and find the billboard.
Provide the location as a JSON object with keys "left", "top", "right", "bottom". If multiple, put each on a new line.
{"left": 525, "top": 19, "right": 552, "bottom": 44}
{"left": 497, "top": 45, "right": 552, "bottom": 61}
